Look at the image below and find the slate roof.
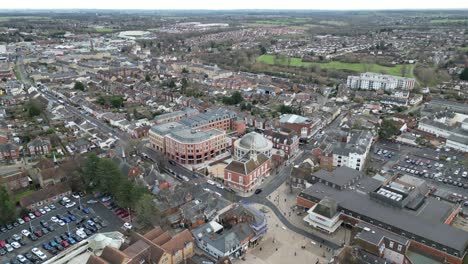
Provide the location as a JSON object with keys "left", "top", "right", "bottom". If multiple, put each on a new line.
{"left": 224, "top": 153, "right": 269, "bottom": 176}
{"left": 312, "top": 166, "right": 362, "bottom": 187}
{"left": 301, "top": 183, "right": 468, "bottom": 253}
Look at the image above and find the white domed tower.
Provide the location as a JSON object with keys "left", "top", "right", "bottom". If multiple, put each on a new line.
{"left": 234, "top": 132, "right": 272, "bottom": 160}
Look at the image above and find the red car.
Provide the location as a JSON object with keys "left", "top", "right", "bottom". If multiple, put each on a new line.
{"left": 120, "top": 212, "right": 130, "bottom": 218}
{"left": 115, "top": 209, "right": 125, "bottom": 215}
{"left": 0, "top": 240, "right": 6, "bottom": 248}
{"left": 33, "top": 211, "right": 41, "bottom": 217}
{"left": 34, "top": 230, "right": 43, "bottom": 237}
{"left": 61, "top": 241, "right": 70, "bottom": 248}
{"left": 23, "top": 216, "right": 30, "bottom": 222}
{"left": 117, "top": 210, "right": 128, "bottom": 216}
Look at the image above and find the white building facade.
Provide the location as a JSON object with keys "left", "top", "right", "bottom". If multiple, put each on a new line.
{"left": 347, "top": 72, "right": 415, "bottom": 91}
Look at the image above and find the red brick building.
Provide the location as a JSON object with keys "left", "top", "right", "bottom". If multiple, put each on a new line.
{"left": 165, "top": 128, "right": 227, "bottom": 165}
{"left": 263, "top": 128, "right": 299, "bottom": 159}
{"left": 224, "top": 153, "right": 270, "bottom": 192}
{"left": 279, "top": 114, "right": 320, "bottom": 140}
{"left": 0, "top": 142, "right": 20, "bottom": 161}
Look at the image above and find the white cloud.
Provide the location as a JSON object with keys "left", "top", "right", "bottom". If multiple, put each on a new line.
{"left": 2, "top": 0, "right": 467, "bottom": 10}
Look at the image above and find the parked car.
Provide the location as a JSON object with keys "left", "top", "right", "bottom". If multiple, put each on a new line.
{"left": 65, "top": 202, "right": 76, "bottom": 208}
{"left": 100, "top": 196, "right": 112, "bottom": 203}
{"left": 21, "top": 230, "right": 31, "bottom": 237}
{"left": 32, "top": 247, "right": 47, "bottom": 260}
{"left": 11, "top": 242, "right": 21, "bottom": 249}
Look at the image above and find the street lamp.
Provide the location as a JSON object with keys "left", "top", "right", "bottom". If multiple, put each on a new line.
{"left": 128, "top": 207, "right": 132, "bottom": 223}
{"left": 66, "top": 222, "right": 70, "bottom": 234}
{"left": 78, "top": 196, "right": 82, "bottom": 209}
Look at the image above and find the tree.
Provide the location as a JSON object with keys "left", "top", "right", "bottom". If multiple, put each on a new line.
{"left": 74, "top": 81, "right": 85, "bottom": 91}
{"left": 278, "top": 104, "right": 300, "bottom": 115}
{"left": 259, "top": 45, "right": 267, "bottom": 55}
{"left": 110, "top": 96, "right": 124, "bottom": 108}
{"left": 231, "top": 91, "right": 244, "bottom": 104}
{"left": 95, "top": 158, "right": 124, "bottom": 195}
{"left": 181, "top": 68, "right": 189, "bottom": 74}
{"left": 379, "top": 119, "right": 399, "bottom": 140}
{"left": 135, "top": 193, "right": 161, "bottom": 228}
{"left": 97, "top": 96, "right": 106, "bottom": 105}
{"left": 27, "top": 99, "right": 42, "bottom": 117}
{"left": 221, "top": 91, "right": 244, "bottom": 105}
{"left": 167, "top": 80, "right": 176, "bottom": 89}
{"left": 181, "top": 78, "right": 188, "bottom": 90}
{"left": 240, "top": 102, "right": 252, "bottom": 111}
{"left": 460, "top": 68, "right": 468, "bottom": 81}
{"left": 82, "top": 154, "right": 100, "bottom": 190}
{"left": 0, "top": 186, "right": 16, "bottom": 225}
{"left": 145, "top": 74, "right": 151, "bottom": 82}
{"left": 115, "top": 180, "right": 144, "bottom": 209}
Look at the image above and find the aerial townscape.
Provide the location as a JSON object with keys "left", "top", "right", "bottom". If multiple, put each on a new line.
{"left": 0, "top": 1, "right": 468, "bottom": 264}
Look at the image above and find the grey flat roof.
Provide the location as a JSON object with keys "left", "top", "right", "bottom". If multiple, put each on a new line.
{"left": 356, "top": 222, "right": 409, "bottom": 246}
{"left": 150, "top": 122, "right": 186, "bottom": 136}
{"left": 312, "top": 166, "right": 361, "bottom": 187}
{"left": 301, "top": 183, "right": 468, "bottom": 253}
{"left": 168, "top": 128, "right": 223, "bottom": 143}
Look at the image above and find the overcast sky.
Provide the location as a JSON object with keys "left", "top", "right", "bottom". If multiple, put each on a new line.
{"left": 2, "top": 0, "right": 468, "bottom": 10}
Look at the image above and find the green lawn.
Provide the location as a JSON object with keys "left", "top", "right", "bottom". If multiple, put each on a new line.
{"left": 257, "top": 54, "right": 413, "bottom": 77}
{"left": 319, "top": 20, "right": 348, "bottom": 26}
{"left": 458, "top": 47, "right": 468, "bottom": 51}
{"left": 253, "top": 18, "right": 308, "bottom": 26}
{"left": 430, "top": 19, "right": 468, "bottom": 24}
{"left": 94, "top": 27, "right": 113, "bottom": 33}
{"left": 15, "top": 189, "right": 35, "bottom": 201}
{"left": 14, "top": 65, "right": 22, "bottom": 81}
{"left": 0, "top": 16, "right": 49, "bottom": 22}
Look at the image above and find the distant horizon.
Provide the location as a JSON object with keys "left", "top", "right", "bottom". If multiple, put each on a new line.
{"left": 1, "top": 0, "right": 467, "bottom": 11}
{"left": 1, "top": 8, "right": 468, "bottom": 11}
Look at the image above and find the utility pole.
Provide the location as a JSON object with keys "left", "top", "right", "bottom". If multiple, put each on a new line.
{"left": 128, "top": 207, "right": 132, "bottom": 223}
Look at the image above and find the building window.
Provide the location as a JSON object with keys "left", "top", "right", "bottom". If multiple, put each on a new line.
{"left": 228, "top": 173, "right": 231, "bottom": 180}
{"left": 397, "top": 245, "right": 402, "bottom": 251}
{"left": 389, "top": 242, "right": 394, "bottom": 248}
